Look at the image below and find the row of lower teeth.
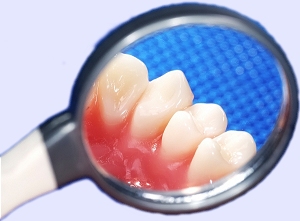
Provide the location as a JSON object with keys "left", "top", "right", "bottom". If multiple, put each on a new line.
{"left": 89, "top": 53, "right": 256, "bottom": 186}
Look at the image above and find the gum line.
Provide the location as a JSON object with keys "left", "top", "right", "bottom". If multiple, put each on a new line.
{"left": 84, "top": 95, "right": 192, "bottom": 190}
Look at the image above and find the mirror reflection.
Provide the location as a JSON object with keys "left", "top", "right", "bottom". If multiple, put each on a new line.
{"left": 83, "top": 24, "right": 283, "bottom": 191}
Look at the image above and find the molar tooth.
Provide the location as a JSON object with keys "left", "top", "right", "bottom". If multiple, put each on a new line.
{"left": 95, "top": 53, "right": 148, "bottom": 125}
{"left": 160, "top": 103, "right": 227, "bottom": 161}
{"left": 130, "top": 70, "right": 194, "bottom": 138}
{"left": 187, "top": 131, "right": 256, "bottom": 186}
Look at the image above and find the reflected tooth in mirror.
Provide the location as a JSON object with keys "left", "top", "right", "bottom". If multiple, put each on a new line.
{"left": 216, "top": 131, "right": 257, "bottom": 167}
{"left": 130, "top": 70, "right": 194, "bottom": 138}
{"left": 160, "top": 103, "right": 227, "bottom": 161}
{"left": 96, "top": 53, "right": 149, "bottom": 126}
{"left": 188, "top": 138, "right": 231, "bottom": 186}
{"left": 160, "top": 110, "right": 205, "bottom": 161}
{"left": 187, "top": 131, "right": 256, "bottom": 186}
{"left": 187, "top": 103, "right": 227, "bottom": 137}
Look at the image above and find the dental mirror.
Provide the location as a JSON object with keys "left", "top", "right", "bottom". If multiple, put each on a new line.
{"left": 1, "top": 3, "right": 298, "bottom": 217}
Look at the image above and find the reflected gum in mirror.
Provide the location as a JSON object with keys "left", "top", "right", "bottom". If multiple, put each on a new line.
{"left": 83, "top": 53, "right": 257, "bottom": 190}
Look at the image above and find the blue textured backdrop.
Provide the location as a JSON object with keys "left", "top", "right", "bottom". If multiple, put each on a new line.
{"left": 124, "top": 25, "right": 283, "bottom": 150}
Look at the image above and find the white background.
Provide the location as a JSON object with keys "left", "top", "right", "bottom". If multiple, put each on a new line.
{"left": 0, "top": 0, "right": 299, "bottom": 220}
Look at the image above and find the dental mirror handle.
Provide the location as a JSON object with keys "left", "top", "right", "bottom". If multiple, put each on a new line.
{"left": 1, "top": 129, "right": 57, "bottom": 218}
{"left": 1, "top": 110, "right": 90, "bottom": 218}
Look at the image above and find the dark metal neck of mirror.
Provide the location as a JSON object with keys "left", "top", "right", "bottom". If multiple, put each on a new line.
{"left": 66, "top": 3, "right": 299, "bottom": 214}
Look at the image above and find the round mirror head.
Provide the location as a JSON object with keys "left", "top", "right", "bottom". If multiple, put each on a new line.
{"left": 76, "top": 4, "right": 297, "bottom": 213}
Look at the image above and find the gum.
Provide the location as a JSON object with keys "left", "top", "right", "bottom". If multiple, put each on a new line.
{"left": 83, "top": 93, "right": 193, "bottom": 190}
{"left": 83, "top": 53, "right": 256, "bottom": 190}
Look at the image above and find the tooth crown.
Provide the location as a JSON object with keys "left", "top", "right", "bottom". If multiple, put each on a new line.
{"left": 161, "top": 110, "right": 205, "bottom": 161}
{"left": 96, "top": 53, "right": 149, "bottom": 126}
{"left": 130, "top": 70, "right": 194, "bottom": 139}
{"left": 161, "top": 103, "right": 228, "bottom": 162}
{"left": 216, "top": 131, "right": 256, "bottom": 167}
{"left": 188, "top": 138, "right": 233, "bottom": 185}
{"left": 187, "top": 103, "right": 227, "bottom": 137}
{"left": 188, "top": 131, "right": 256, "bottom": 186}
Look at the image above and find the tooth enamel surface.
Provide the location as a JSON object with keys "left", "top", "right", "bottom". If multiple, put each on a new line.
{"left": 130, "top": 70, "right": 194, "bottom": 138}
{"left": 96, "top": 53, "right": 148, "bottom": 125}
{"left": 187, "top": 131, "right": 256, "bottom": 186}
{"left": 188, "top": 138, "right": 232, "bottom": 186}
{"left": 160, "top": 110, "right": 205, "bottom": 161}
{"left": 187, "top": 103, "right": 227, "bottom": 137}
{"left": 84, "top": 53, "right": 257, "bottom": 190}
{"left": 215, "top": 131, "right": 256, "bottom": 168}
{"left": 160, "top": 103, "right": 227, "bottom": 161}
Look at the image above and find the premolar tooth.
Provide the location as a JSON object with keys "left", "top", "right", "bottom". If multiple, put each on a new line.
{"left": 160, "top": 103, "right": 227, "bottom": 161}
{"left": 215, "top": 131, "right": 256, "bottom": 167}
{"left": 96, "top": 53, "right": 148, "bottom": 125}
{"left": 187, "top": 103, "right": 227, "bottom": 137}
{"left": 187, "top": 131, "right": 256, "bottom": 186}
{"left": 188, "top": 138, "right": 232, "bottom": 186}
{"left": 130, "top": 70, "right": 194, "bottom": 138}
{"left": 160, "top": 111, "right": 205, "bottom": 161}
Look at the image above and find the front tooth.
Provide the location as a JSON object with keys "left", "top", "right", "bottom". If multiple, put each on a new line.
{"left": 187, "top": 131, "right": 256, "bottom": 186}
{"left": 96, "top": 53, "right": 149, "bottom": 126}
{"left": 130, "top": 70, "right": 194, "bottom": 138}
{"left": 160, "top": 103, "right": 227, "bottom": 161}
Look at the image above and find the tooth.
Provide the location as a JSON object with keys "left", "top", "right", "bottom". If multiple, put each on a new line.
{"left": 130, "top": 70, "right": 194, "bottom": 138}
{"left": 95, "top": 53, "right": 149, "bottom": 125}
{"left": 86, "top": 82, "right": 97, "bottom": 106}
{"left": 215, "top": 131, "right": 256, "bottom": 168}
{"left": 187, "top": 131, "right": 256, "bottom": 186}
{"left": 187, "top": 138, "right": 231, "bottom": 186}
{"left": 187, "top": 103, "right": 227, "bottom": 138}
{"left": 160, "top": 103, "right": 227, "bottom": 161}
{"left": 160, "top": 111, "right": 205, "bottom": 161}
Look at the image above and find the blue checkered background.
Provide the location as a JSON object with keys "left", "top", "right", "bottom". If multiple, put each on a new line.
{"left": 123, "top": 25, "right": 283, "bottom": 150}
